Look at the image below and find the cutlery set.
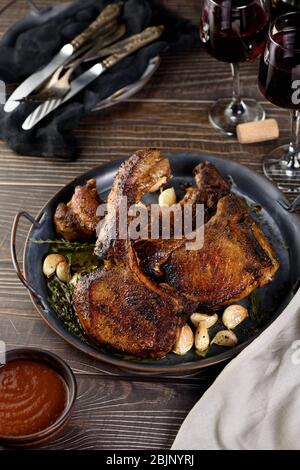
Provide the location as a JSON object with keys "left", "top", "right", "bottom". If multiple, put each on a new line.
{"left": 21, "top": 23, "right": 127, "bottom": 102}
{"left": 3, "top": 2, "right": 164, "bottom": 130}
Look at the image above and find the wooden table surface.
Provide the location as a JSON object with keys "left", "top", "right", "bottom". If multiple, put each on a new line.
{"left": 0, "top": 0, "right": 297, "bottom": 451}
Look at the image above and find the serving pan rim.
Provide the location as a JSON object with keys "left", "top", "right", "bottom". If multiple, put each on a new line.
{"left": 19, "top": 152, "right": 300, "bottom": 374}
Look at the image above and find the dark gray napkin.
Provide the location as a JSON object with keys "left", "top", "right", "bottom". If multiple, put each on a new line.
{"left": 0, "top": 0, "right": 198, "bottom": 159}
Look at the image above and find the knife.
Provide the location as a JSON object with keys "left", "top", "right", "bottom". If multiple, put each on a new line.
{"left": 22, "top": 26, "right": 164, "bottom": 131}
{"left": 4, "top": 3, "right": 122, "bottom": 113}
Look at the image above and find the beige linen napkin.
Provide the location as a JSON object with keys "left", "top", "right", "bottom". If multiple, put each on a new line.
{"left": 172, "top": 289, "right": 300, "bottom": 450}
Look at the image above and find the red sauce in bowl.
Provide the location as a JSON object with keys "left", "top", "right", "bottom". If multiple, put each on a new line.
{"left": 0, "top": 359, "right": 68, "bottom": 437}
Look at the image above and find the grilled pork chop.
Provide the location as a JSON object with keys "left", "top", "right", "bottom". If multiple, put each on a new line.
{"left": 134, "top": 161, "right": 279, "bottom": 308}
{"left": 95, "top": 148, "right": 171, "bottom": 259}
{"left": 134, "top": 160, "right": 231, "bottom": 278}
{"left": 73, "top": 150, "right": 187, "bottom": 358}
{"left": 161, "top": 194, "right": 279, "bottom": 308}
{"left": 73, "top": 149, "right": 280, "bottom": 358}
{"left": 73, "top": 253, "right": 186, "bottom": 358}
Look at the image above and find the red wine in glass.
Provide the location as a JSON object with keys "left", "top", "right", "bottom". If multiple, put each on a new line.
{"left": 258, "top": 12, "right": 300, "bottom": 192}
{"left": 199, "top": 0, "right": 270, "bottom": 135}
{"left": 200, "top": 0, "right": 270, "bottom": 63}
{"left": 259, "top": 31, "right": 300, "bottom": 109}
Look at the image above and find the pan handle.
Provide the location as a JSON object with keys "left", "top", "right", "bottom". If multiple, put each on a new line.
{"left": 11, "top": 211, "right": 43, "bottom": 301}
{"left": 277, "top": 194, "right": 300, "bottom": 213}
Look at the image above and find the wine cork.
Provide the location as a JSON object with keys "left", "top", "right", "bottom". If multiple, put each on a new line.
{"left": 237, "top": 119, "right": 279, "bottom": 144}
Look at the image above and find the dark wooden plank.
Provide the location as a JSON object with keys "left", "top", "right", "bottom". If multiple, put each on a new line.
{"left": 0, "top": 185, "right": 58, "bottom": 261}
{"left": 133, "top": 54, "right": 266, "bottom": 101}
{"left": 0, "top": 101, "right": 291, "bottom": 185}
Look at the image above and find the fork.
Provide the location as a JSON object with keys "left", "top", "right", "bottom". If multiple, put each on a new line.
{"left": 30, "top": 64, "right": 75, "bottom": 101}
{"left": 38, "top": 35, "right": 140, "bottom": 101}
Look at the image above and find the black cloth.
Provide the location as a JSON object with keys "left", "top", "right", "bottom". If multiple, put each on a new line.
{"left": 0, "top": 0, "right": 198, "bottom": 159}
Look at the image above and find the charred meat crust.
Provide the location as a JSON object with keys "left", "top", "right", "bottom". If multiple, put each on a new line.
{"left": 134, "top": 160, "right": 232, "bottom": 278}
{"left": 73, "top": 248, "right": 189, "bottom": 358}
{"left": 95, "top": 149, "right": 171, "bottom": 260}
{"left": 108, "top": 148, "right": 171, "bottom": 207}
{"left": 162, "top": 194, "right": 280, "bottom": 308}
{"left": 179, "top": 161, "right": 231, "bottom": 223}
{"left": 73, "top": 150, "right": 187, "bottom": 358}
{"left": 54, "top": 179, "right": 101, "bottom": 241}
{"left": 194, "top": 161, "right": 231, "bottom": 193}
{"left": 73, "top": 265, "right": 184, "bottom": 358}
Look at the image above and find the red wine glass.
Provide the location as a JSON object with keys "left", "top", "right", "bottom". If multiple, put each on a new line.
{"left": 200, "top": 0, "right": 270, "bottom": 135}
{"left": 259, "top": 12, "right": 300, "bottom": 192}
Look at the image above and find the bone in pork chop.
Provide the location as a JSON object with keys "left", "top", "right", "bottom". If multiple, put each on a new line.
{"left": 95, "top": 148, "right": 171, "bottom": 260}
{"left": 73, "top": 251, "right": 186, "bottom": 358}
{"left": 73, "top": 149, "right": 279, "bottom": 358}
{"left": 161, "top": 194, "right": 279, "bottom": 308}
{"left": 134, "top": 162, "right": 279, "bottom": 308}
{"left": 134, "top": 161, "right": 232, "bottom": 278}
{"left": 73, "top": 150, "right": 188, "bottom": 358}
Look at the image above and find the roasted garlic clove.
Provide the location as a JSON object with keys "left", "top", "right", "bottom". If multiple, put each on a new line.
{"left": 56, "top": 260, "right": 71, "bottom": 283}
{"left": 190, "top": 313, "right": 218, "bottom": 329}
{"left": 195, "top": 321, "right": 210, "bottom": 353}
{"left": 173, "top": 324, "right": 194, "bottom": 355}
{"left": 158, "top": 187, "right": 177, "bottom": 207}
{"left": 222, "top": 305, "right": 248, "bottom": 330}
{"left": 211, "top": 330, "right": 238, "bottom": 347}
{"left": 43, "top": 254, "right": 66, "bottom": 278}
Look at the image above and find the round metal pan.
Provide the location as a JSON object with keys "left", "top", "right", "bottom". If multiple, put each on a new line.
{"left": 11, "top": 152, "right": 300, "bottom": 374}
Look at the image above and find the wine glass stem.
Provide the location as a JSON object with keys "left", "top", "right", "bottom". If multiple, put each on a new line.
{"left": 286, "top": 110, "right": 300, "bottom": 169}
{"left": 230, "top": 63, "right": 245, "bottom": 116}
{"left": 231, "top": 63, "right": 241, "bottom": 102}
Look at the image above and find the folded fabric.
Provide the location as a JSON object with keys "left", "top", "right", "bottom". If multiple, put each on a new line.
{"left": 0, "top": 0, "right": 198, "bottom": 159}
{"left": 172, "top": 288, "right": 300, "bottom": 450}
